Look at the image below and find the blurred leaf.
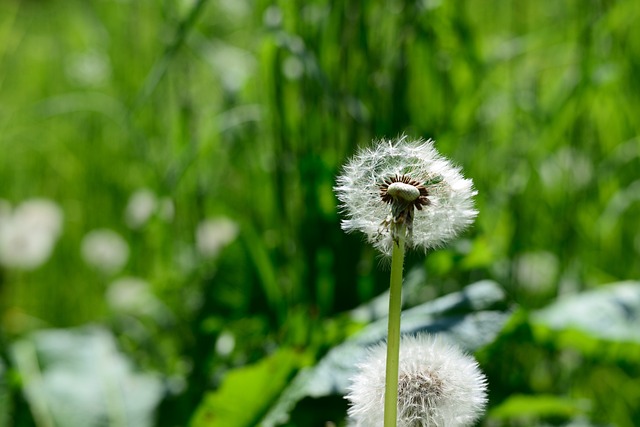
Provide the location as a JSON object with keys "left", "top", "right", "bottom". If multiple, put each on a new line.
{"left": 10, "top": 326, "right": 163, "bottom": 427}
{"left": 461, "top": 237, "right": 495, "bottom": 270}
{"left": 351, "top": 276, "right": 508, "bottom": 324}
{"left": 261, "top": 281, "right": 511, "bottom": 426}
{"left": 533, "top": 281, "right": 640, "bottom": 343}
{"left": 488, "top": 394, "right": 583, "bottom": 420}
{"left": 191, "top": 348, "right": 303, "bottom": 427}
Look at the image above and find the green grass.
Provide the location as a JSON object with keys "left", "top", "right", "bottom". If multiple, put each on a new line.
{"left": 1, "top": 0, "right": 640, "bottom": 426}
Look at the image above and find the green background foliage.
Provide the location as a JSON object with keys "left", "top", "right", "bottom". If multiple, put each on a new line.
{"left": 1, "top": 0, "right": 639, "bottom": 426}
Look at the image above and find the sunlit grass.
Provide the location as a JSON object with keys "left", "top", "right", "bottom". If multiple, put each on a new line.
{"left": 1, "top": 0, "right": 640, "bottom": 426}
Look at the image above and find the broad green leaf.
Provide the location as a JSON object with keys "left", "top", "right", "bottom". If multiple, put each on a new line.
{"left": 533, "top": 281, "right": 640, "bottom": 343}
{"left": 191, "top": 348, "right": 303, "bottom": 427}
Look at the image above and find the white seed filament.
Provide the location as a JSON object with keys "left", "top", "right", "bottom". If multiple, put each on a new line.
{"left": 387, "top": 182, "right": 420, "bottom": 202}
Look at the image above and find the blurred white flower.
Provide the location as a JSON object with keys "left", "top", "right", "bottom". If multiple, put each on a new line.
{"left": 65, "top": 49, "right": 112, "bottom": 87}
{"left": 334, "top": 137, "right": 477, "bottom": 256}
{"left": 346, "top": 334, "right": 487, "bottom": 427}
{"left": 282, "top": 55, "right": 304, "bottom": 80}
{"left": 515, "top": 251, "right": 559, "bottom": 293}
{"left": 14, "top": 199, "right": 64, "bottom": 237}
{"left": 81, "top": 229, "right": 129, "bottom": 274}
{"left": 204, "top": 41, "right": 256, "bottom": 93}
{"left": 125, "top": 189, "right": 157, "bottom": 229}
{"left": 214, "top": 331, "right": 236, "bottom": 357}
{"left": 106, "top": 277, "right": 168, "bottom": 319}
{"left": 0, "top": 199, "right": 63, "bottom": 270}
{"left": 263, "top": 5, "right": 283, "bottom": 28}
{"left": 539, "top": 147, "right": 593, "bottom": 192}
{"left": 195, "top": 218, "right": 239, "bottom": 259}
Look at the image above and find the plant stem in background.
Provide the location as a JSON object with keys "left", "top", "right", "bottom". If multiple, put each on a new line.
{"left": 383, "top": 224, "right": 406, "bottom": 427}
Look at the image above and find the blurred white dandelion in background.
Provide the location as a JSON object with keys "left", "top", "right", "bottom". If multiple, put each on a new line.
{"left": 65, "top": 49, "right": 112, "bottom": 87}
{"left": 124, "top": 189, "right": 157, "bottom": 229}
{"left": 106, "top": 277, "right": 169, "bottom": 320}
{"left": 81, "top": 229, "right": 129, "bottom": 275}
{"left": 195, "top": 218, "right": 239, "bottom": 259}
{"left": 106, "top": 277, "right": 151, "bottom": 313}
{"left": 214, "top": 331, "right": 236, "bottom": 358}
{"left": 515, "top": 251, "right": 559, "bottom": 294}
{"left": 0, "top": 198, "right": 64, "bottom": 270}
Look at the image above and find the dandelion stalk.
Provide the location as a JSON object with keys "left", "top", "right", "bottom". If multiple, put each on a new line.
{"left": 384, "top": 224, "right": 406, "bottom": 427}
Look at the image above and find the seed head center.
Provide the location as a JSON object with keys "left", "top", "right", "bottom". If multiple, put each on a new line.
{"left": 379, "top": 175, "right": 431, "bottom": 244}
{"left": 387, "top": 182, "right": 420, "bottom": 203}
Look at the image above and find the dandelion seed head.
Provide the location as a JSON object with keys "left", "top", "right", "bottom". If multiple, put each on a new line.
{"left": 106, "top": 276, "right": 169, "bottom": 320}
{"left": 335, "top": 136, "right": 477, "bottom": 255}
{"left": 125, "top": 188, "right": 157, "bottom": 229}
{"left": 81, "top": 229, "right": 129, "bottom": 275}
{"left": 215, "top": 331, "right": 236, "bottom": 357}
{"left": 195, "top": 218, "right": 239, "bottom": 259}
{"left": 0, "top": 199, "right": 63, "bottom": 270}
{"left": 346, "top": 334, "right": 488, "bottom": 427}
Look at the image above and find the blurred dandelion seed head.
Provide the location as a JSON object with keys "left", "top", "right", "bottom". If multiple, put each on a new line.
{"left": 106, "top": 276, "right": 169, "bottom": 321}
{"left": 334, "top": 137, "right": 477, "bottom": 255}
{"left": 346, "top": 334, "right": 488, "bottom": 427}
{"left": 106, "top": 277, "right": 151, "bottom": 313}
{"left": 0, "top": 199, "right": 63, "bottom": 270}
{"left": 215, "top": 331, "right": 236, "bottom": 357}
{"left": 195, "top": 218, "right": 239, "bottom": 259}
{"left": 65, "top": 49, "right": 112, "bottom": 87}
{"left": 81, "top": 229, "right": 129, "bottom": 275}
{"left": 125, "top": 189, "right": 157, "bottom": 229}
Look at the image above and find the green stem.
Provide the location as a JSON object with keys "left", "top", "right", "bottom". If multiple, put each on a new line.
{"left": 384, "top": 226, "right": 406, "bottom": 427}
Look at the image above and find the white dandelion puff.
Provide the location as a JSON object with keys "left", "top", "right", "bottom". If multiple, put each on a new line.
{"left": 106, "top": 277, "right": 153, "bottom": 314}
{"left": 0, "top": 199, "right": 64, "bottom": 270}
{"left": 81, "top": 229, "right": 129, "bottom": 274}
{"left": 334, "top": 136, "right": 477, "bottom": 255}
{"left": 195, "top": 218, "right": 239, "bottom": 259}
{"left": 346, "top": 334, "right": 488, "bottom": 427}
{"left": 13, "top": 199, "right": 64, "bottom": 237}
{"left": 214, "top": 331, "right": 236, "bottom": 357}
{"left": 106, "top": 276, "right": 169, "bottom": 320}
{"left": 124, "top": 188, "right": 157, "bottom": 229}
